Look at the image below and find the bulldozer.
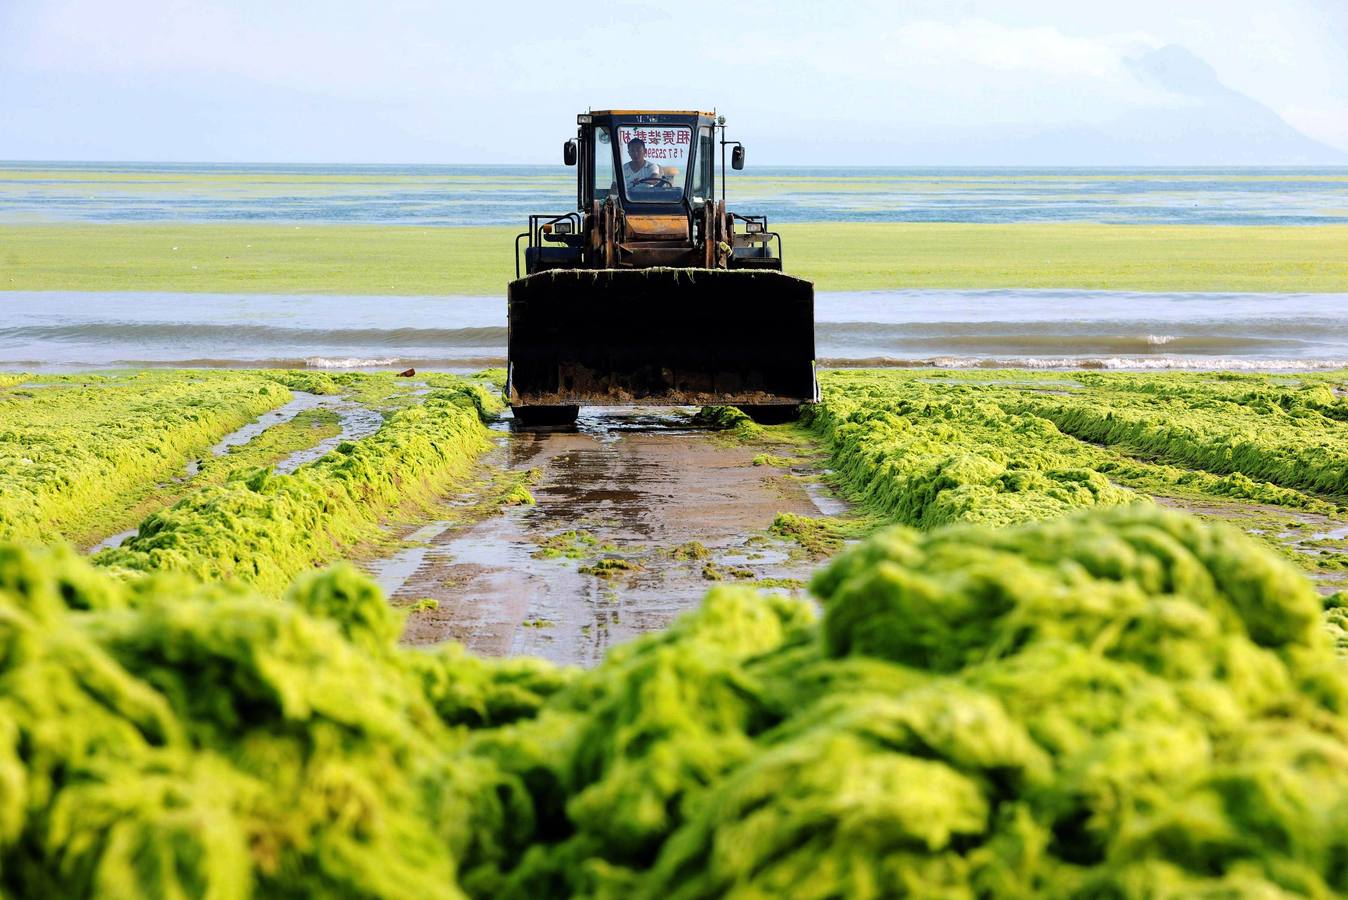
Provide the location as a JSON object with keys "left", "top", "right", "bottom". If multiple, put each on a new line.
{"left": 507, "top": 110, "right": 816, "bottom": 426}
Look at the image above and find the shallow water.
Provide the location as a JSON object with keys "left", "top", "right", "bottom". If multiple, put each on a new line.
{"left": 3, "top": 163, "right": 1347, "bottom": 226}
{"left": 273, "top": 399, "right": 384, "bottom": 473}
{"left": 4, "top": 289, "right": 1346, "bottom": 372}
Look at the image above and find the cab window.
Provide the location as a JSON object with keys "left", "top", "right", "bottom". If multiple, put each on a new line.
{"left": 616, "top": 125, "right": 691, "bottom": 202}
{"left": 592, "top": 126, "right": 615, "bottom": 203}
{"left": 692, "top": 126, "right": 713, "bottom": 204}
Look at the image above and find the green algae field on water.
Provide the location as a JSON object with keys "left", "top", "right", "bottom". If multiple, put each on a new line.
{"left": 4, "top": 222, "right": 1347, "bottom": 294}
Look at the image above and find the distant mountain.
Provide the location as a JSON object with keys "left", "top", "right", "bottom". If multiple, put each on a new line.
{"left": 784, "top": 44, "right": 1348, "bottom": 167}
{"left": 1098, "top": 45, "right": 1348, "bottom": 165}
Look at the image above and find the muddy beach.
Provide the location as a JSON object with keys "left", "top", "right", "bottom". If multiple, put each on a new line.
{"left": 367, "top": 408, "right": 844, "bottom": 667}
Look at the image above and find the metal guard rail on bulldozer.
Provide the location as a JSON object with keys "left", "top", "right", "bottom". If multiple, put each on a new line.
{"left": 515, "top": 212, "right": 583, "bottom": 279}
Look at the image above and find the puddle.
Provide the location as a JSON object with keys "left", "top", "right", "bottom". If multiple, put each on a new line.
{"left": 366, "top": 523, "right": 455, "bottom": 594}
{"left": 176, "top": 391, "right": 385, "bottom": 477}
{"left": 802, "top": 471, "right": 849, "bottom": 517}
{"left": 370, "top": 408, "right": 846, "bottom": 667}
{"left": 89, "top": 527, "right": 137, "bottom": 554}
{"left": 184, "top": 390, "right": 325, "bottom": 477}
{"left": 274, "top": 400, "right": 384, "bottom": 473}
{"left": 1309, "top": 524, "right": 1348, "bottom": 542}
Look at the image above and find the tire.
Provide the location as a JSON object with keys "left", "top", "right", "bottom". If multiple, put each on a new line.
{"left": 739, "top": 404, "right": 800, "bottom": 426}
{"left": 512, "top": 405, "right": 579, "bottom": 427}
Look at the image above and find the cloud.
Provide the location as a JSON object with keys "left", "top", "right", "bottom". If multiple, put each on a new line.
{"left": 683, "top": 17, "right": 1181, "bottom": 130}
{"left": 890, "top": 19, "right": 1145, "bottom": 80}
{"left": 6, "top": 0, "right": 484, "bottom": 100}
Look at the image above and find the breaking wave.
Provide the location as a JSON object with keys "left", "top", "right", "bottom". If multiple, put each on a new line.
{"left": 0, "top": 322, "right": 509, "bottom": 348}
{"left": 304, "top": 356, "right": 402, "bottom": 369}
{"left": 4, "top": 290, "right": 1347, "bottom": 373}
{"left": 820, "top": 356, "right": 1348, "bottom": 372}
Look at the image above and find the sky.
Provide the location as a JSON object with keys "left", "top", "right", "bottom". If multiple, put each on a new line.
{"left": 1, "top": 0, "right": 1345, "bottom": 165}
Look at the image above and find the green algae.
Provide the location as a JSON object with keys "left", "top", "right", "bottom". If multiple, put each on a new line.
{"left": 467, "top": 368, "right": 508, "bottom": 390}
{"left": 0, "top": 371, "right": 294, "bottom": 545}
{"left": 754, "top": 576, "right": 807, "bottom": 590}
{"left": 470, "top": 506, "right": 1348, "bottom": 896}
{"left": 751, "top": 453, "right": 802, "bottom": 467}
{"left": 86, "top": 406, "right": 345, "bottom": 551}
{"left": 669, "top": 541, "right": 711, "bottom": 561}
{"left": 1009, "top": 374, "right": 1348, "bottom": 499}
{"left": 262, "top": 369, "right": 347, "bottom": 396}
{"left": 533, "top": 531, "right": 615, "bottom": 561}
{"left": 693, "top": 405, "right": 765, "bottom": 441}
{"left": 8, "top": 364, "right": 1348, "bottom": 896}
{"left": 95, "top": 382, "right": 499, "bottom": 596}
{"left": 5, "top": 504, "right": 1348, "bottom": 896}
{"left": 699, "top": 561, "right": 755, "bottom": 581}
{"left": 501, "top": 485, "right": 536, "bottom": 507}
{"left": 806, "top": 372, "right": 1136, "bottom": 528}
{"left": 770, "top": 511, "right": 873, "bottom": 558}
{"left": 1326, "top": 594, "right": 1348, "bottom": 655}
{"left": 807, "top": 370, "right": 1348, "bottom": 577}
{"left": 6, "top": 222, "right": 1348, "bottom": 294}
{"left": 578, "top": 558, "right": 643, "bottom": 579}
{"left": 200, "top": 407, "right": 342, "bottom": 478}
{"left": 0, "top": 546, "right": 571, "bottom": 897}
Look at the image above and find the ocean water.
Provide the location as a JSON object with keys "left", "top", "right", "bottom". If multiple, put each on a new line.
{"left": 2, "top": 163, "right": 1347, "bottom": 226}
{"left": 3, "top": 290, "right": 1345, "bottom": 373}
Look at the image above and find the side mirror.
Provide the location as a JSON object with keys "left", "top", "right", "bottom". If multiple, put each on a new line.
{"left": 563, "top": 140, "right": 577, "bottom": 166}
{"left": 731, "top": 145, "right": 745, "bottom": 170}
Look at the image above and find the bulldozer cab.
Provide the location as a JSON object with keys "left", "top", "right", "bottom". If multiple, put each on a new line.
{"left": 586, "top": 113, "right": 711, "bottom": 210}
{"left": 507, "top": 109, "right": 816, "bottom": 425}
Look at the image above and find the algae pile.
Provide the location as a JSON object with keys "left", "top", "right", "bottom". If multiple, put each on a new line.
{"left": 805, "top": 370, "right": 1348, "bottom": 579}
{"left": 95, "top": 381, "right": 499, "bottom": 595}
{"left": 0, "top": 371, "right": 294, "bottom": 545}
{"left": 5, "top": 504, "right": 1348, "bottom": 896}
{"left": 804, "top": 373, "right": 1132, "bottom": 528}
{"left": 0, "top": 368, "right": 502, "bottom": 595}
{"left": 1008, "top": 372, "right": 1348, "bottom": 497}
{"left": 4, "top": 365, "right": 1348, "bottom": 896}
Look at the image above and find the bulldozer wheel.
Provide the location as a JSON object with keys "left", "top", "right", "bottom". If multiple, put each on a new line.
{"left": 739, "top": 405, "right": 801, "bottom": 426}
{"left": 512, "top": 405, "right": 579, "bottom": 427}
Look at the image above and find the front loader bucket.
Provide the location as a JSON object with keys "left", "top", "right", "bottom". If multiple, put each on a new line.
{"left": 507, "top": 268, "right": 815, "bottom": 408}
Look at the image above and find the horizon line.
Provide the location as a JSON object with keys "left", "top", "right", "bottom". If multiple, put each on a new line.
{"left": 4, "top": 159, "right": 1348, "bottom": 170}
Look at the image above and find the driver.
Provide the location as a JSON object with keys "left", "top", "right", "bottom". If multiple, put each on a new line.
{"left": 623, "top": 138, "right": 663, "bottom": 189}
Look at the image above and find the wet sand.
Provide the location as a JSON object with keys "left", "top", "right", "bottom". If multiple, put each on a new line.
{"left": 368, "top": 409, "right": 843, "bottom": 667}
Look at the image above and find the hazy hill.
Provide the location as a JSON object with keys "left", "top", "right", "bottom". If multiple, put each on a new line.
{"left": 1097, "top": 45, "right": 1348, "bottom": 165}
{"left": 763, "top": 45, "right": 1348, "bottom": 167}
